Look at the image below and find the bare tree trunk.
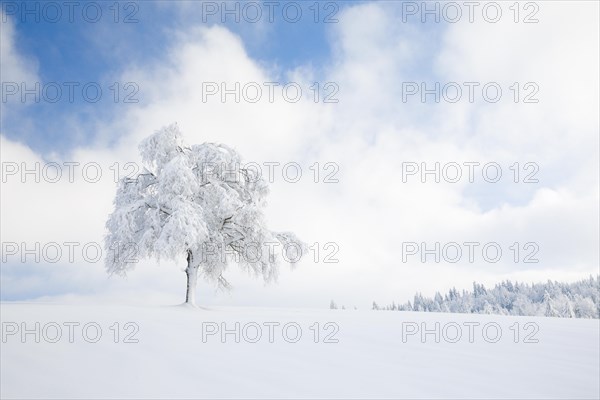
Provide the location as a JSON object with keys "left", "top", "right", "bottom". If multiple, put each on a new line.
{"left": 185, "top": 250, "right": 198, "bottom": 306}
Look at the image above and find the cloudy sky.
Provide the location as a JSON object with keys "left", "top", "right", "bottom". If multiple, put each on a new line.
{"left": 1, "top": 1, "right": 598, "bottom": 308}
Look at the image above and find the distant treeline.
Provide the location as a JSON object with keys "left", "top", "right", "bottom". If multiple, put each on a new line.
{"left": 370, "top": 276, "right": 599, "bottom": 318}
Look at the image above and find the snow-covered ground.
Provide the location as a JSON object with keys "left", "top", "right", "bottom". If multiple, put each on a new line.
{"left": 1, "top": 302, "right": 598, "bottom": 399}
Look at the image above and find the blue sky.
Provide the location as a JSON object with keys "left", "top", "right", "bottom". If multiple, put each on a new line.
{"left": 3, "top": 1, "right": 449, "bottom": 154}
{"left": 3, "top": 1, "right": 353, "bottom": 152}
{"left": 1, "top": 1, "right": 598, "bottom": 305}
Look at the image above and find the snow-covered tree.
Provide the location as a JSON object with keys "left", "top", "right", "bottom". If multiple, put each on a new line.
{"left": 560, "top": 297, "right": 574, "bottom": 318}
{"left": 543, "top": 291, "right": 557, "bottom": 317}
{"left": 105, "top": 123, "right": 305, "bottom": 306}
{"left": 573, "top": 295, "right": 598, "bottom": 318}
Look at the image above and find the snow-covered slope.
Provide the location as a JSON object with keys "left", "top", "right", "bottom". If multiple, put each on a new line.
{"left": 1, "top": 303, "right": 598, "bottom": 399}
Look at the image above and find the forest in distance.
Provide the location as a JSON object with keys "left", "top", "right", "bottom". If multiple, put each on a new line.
{"left": 331, "top": 276, "right": 600, "bottom": 318}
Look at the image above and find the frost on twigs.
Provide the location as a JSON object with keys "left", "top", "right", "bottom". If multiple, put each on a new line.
{"left": 104, "top": 123, "right": 305, "bottom": 304}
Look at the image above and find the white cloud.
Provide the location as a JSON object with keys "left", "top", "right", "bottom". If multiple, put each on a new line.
{"left": 0, "top": 12, "right": 38, "bottom": 85}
